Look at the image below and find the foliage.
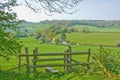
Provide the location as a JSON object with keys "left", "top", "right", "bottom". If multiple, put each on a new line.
{"left": 0, "top": 1, "right": 22, "bottom": 59}
{"left": 69, "top": 40, "right": 77, "bottom": 45}
{"left": 35, "top": 31, "right": 42, "bottom": 40}
{"left": 100, "top": 48, "right": 120, "bottom": 74}
{"left": 81, "top": 27, "right": 90, "bottom": 33}
{"left": 40, "top": 20, "right": 120, "bottom": 28}
{"left": 60, "top": 33, "right": 66, "bottom": 42}
{"left": 1, "top": 37, "right": 120, "bottom": 79}
{"left": 39, "top": 36, "right": 46, "bottom": 44}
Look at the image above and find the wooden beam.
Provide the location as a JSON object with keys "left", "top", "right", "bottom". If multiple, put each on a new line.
{"left": 71, "top": 59, "right": 80, "bottom": 63}
{"left": 19, "top": 52, "right": 89, "bottom": 56}
{"left": 36, "top": 58, "right": 67, "bottom": 62}
{"left": 30, "top": 63, "right": 91, "bottom": 68}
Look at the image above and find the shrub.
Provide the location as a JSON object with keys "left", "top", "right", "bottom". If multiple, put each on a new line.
{"left": 98, "top": 48, "right": 120, "bottom": 74}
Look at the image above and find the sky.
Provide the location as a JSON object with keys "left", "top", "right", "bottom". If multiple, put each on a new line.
{"left": 12, "top": 0, "right": 120, "bottom": 22}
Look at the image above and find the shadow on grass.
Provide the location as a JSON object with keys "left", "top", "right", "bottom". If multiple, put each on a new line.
{"left": 0, "top": 70, "right": 66, "bottom": 80}
{"left": 0, "top": 69, "right": 112, "bottom": 80}
{"left": 0, "top": 70, "right": 30, "bottom": 80}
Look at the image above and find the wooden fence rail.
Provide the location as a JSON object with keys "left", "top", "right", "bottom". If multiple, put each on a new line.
{"left": 18, "top": 46, "right": 92, "bottom": 73}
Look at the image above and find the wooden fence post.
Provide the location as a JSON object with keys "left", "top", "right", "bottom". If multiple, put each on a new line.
{"left": 68, "top": 45, "right": 72, "bottom": 70}
{"left": 33, "top": 47, "right": 38, "bottom": 72}
{"left": 87, "top": 48, "right": 91, "bottom": 69}
{"left": 64, "top": 48, "right": 72, "bottom": 71}
{"left": 25, "top": 47, "right": 30, "bottom": 73}
{"left": 66, "top": 49, "right": 69, "bottom": 71}
{"left": 33, "top": 49, "right": 36, "bottom": 72}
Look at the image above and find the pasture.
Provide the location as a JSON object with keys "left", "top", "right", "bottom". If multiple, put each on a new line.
{"left": 0, "top": 32, "right": 120, "bottom": 80}
{"left": 67, "top": 32, "right": 120, "bottom": 46}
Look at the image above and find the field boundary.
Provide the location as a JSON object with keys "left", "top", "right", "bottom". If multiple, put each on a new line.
{"left": 18, "top": 46, "right": 92, "bottom": 73}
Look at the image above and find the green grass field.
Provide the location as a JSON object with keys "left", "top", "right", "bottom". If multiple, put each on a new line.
{"left": 67, "top": 32, "right": 120, "bottom": 45}
{"left": 1, "top": 31, "right": 120, "bottom": 80}
{"left": 74, "top": 25, "right": 120, "bottom": 32}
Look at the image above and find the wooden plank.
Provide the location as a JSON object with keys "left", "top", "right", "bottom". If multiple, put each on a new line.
{"left": 36, "top": 58, "right": 67, "bottom": 62}
{"left": 19, "top": 52, "right": 89, "bottom": 56}
{"left": 30, "top": 63, "right": 91, "bottom": 68}
{"left": 71, "top": 59, "right": 80, "bottom": 63}
{"left": 8, "top": 64, "right": 26, "bottom": 71}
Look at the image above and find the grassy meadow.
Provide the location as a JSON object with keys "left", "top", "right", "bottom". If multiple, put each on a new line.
{"left": 67, "top": 32, "right": 120, "bottom": 45}
{"left": 1, "top": 25, "right": 120, "bottom": 80}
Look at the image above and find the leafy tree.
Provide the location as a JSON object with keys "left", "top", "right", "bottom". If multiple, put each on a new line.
{"left": 46, "top": 32, "right": 56, "bottom": 42}
{"left": 0, "top": 0, "right": 82, "bottom": 58}
{"left": 60, "top": 33, "right": 66, "bottom": 42}
{"left": 0, "top": 1, "right": 21, "bottom": 59}
{"left": 39, "top": 36, "right": 46, "bottom": 44}
{"left": 35, "top": 31, "right": 42, "bottom": 40}
{"left": 81, "top": 27, "right": 90, "bottom": 33}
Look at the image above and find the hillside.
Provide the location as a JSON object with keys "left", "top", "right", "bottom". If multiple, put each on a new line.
{"left": 17, "top": 20, "right": 120, "bottom": 35}
{"left": 20, "top": 20, "right": 120, "bottom": 28}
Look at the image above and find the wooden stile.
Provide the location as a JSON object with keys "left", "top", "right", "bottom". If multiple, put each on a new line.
{"left": 17, "top": 46, "right": 92, "bottom": 73}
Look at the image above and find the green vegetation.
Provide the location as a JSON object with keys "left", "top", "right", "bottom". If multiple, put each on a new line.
{"left": 1, "top": 20, "right": 120, "bottom": 80}
{"left": 67, "top": 32, "right": 120, "bottom": 45}
{"left": 0, "top": 6, "right": 21, "bottom": 59}
{"left": 17, "top": 20, "right": 120, "bottom": 37}
{"left": 1, "top": 35, "right": 120, "bottom": 80}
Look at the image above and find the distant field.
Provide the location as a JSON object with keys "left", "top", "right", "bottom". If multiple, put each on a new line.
{"left": 74, "top": 25, "right": 120, "bottom": 32}
{"left": 66, "top": 32, "right": 120, "bottom": 45}
{"left": 19, "top": 24, "right": 120, "bottom": 35}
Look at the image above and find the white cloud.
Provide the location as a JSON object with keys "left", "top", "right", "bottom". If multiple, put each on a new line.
{"left": 11, "top": 0, "right": 120, "bottom": 22}
{"left": 12, "top": 6, "right": 53, "bottom": 22}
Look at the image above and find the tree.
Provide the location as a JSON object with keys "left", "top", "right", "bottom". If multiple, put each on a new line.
{"left": 0, "top": 0, "right": 81, "bottom": 58}
{"left": 60, "top": 33, "right": 66, "bottom": 42}
{"left": 0, "top": 1, "right": 21, "bottom": 59}
{"left": 24, "top": 0, "right": 82, "bottom": 15}
{"left": 35, "top": 31, "right": 42, "bottom": 39}
{"left": 81, "top": 27, "right": 90, "bottom": 33}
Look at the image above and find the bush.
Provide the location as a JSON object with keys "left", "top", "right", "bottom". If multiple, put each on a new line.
{"left": 99, "top": 48, "right": 120, "bottom": 74}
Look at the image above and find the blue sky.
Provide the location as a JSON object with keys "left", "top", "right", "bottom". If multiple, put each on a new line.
{"left": 12, "top": 0, "right": 120, "bottom": 22}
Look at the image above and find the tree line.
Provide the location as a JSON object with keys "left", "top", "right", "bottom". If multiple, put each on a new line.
{"left": 40, "top": 20, "right": 120, "bottom": 28}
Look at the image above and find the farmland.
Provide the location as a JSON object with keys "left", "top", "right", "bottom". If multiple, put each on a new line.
{"left": 1, "top": 32, "right": 120, "bottom": 80}
{"left": 1, "top": 20, "right": 120, "bottom": 80}
{"left": 67, "top": 32, "right": 120, "bottom": 45}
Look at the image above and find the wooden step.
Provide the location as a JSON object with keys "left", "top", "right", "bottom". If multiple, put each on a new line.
{"left": 45, "top": 67, "right": 58, "bottom": 73}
